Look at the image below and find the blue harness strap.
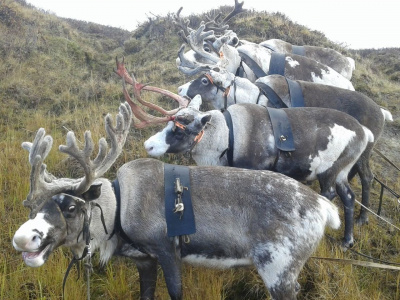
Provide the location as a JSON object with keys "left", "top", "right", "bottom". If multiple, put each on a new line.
{"left": 285, "top": 78, "right": 305, "bottom": 107}
{"left": 292, "top": 45, "right": 306, "bottom": 56}
{"left": 255, "top": 81, "right": 288, "bottom": 109}
{"left": 222, "top": 110, "right": 235, "bottom": 167}
{"left": 266, "top": 107, "right": 296, "bottom": 151}
{"left": 164, "top": 164, "right": 196, "bottom": 237}
{"left": 238, "top": 51, "right": 267, "bottom": 79}
{"left": 268, "top": 52, "right": 286, "bottom": 76}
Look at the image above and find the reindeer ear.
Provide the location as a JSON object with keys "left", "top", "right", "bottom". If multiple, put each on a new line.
{"left": 201, "top": 114, "right": 212, "bottom": 126}
{"left": 188, "top": 95, "right": 202, "bottom": 110}
{"left": 81, "top": 182, "right": 102, "bottom": 201}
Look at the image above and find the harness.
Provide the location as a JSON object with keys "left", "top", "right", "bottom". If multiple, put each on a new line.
{"left": 256, "top": 78, "right": 305, "bottom": 109}
{"left": 164, "top": 164, "right": 196, "bottom": 239}
{"left": 266, "top": 107, "right": 296, "bottom": 152}
{"left": 221, "top": 109, "right": 235, "bottom": 167}
{"left": 112, "top": 167, "right": 196, "bottom": 245}
{"left": 285, "top": 78, "right": 305, "bottom": 107}
{"left": 62, "top": 199, "right": 108, "bottom": 299}
{"left": 292, "top": 45, "right": 306, "bottom": 56}
{"left": 205, "top": 73, "right": 237, "bottom": 111}
{"left": 173, "top": 120, "right": 205, "bottom": 153}
{"left": 238, "top": 51, "right": 287, "bottom": 80}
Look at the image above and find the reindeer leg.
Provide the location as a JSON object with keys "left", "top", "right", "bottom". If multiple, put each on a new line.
{"left": 336, "top": 182, "right": 355, "bottom": 249}
{"left": 157, "top": 247, "right": 183, "bottom": 300}
{"left": 354, "top": 150, "right": 374, "bottom": 226}
{"left": 135, "top": 257, "right": 158, "bottom": 300}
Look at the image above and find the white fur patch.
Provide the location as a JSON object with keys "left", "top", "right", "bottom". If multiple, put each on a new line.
{"left": 306, "top": 124, "right": 356, "bottom": 180}
{"left": 144, "top": 122, "right": 173, "bottom": 156}
{"left": 285, "top": 56, "right": 300, "bottom": 68}
{"left": 311, "top": 69, "right": 355, "bottom": 90}
{"left": 183, "top": 254, "right": 251, "bottom": 269}
{"left": 178, "top": 81, "right": 192, "bottom": 98}
{"left": 13, "top": 213, "right": 52, "bottom": 252}
{"left": 256, "top": 238, "right": 294, "bottom": 288}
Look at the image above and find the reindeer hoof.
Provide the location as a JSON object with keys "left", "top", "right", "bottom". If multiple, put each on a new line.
{"left": 341, "top": 238, "right": 354, "bottom": 251}
{"left": 355, "top": 215, "right": 369, "bottom": 226}
{"left": 295, "top": 282, "right": 301, "bottom": 294}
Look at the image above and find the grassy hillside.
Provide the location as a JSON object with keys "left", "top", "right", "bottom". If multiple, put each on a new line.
{"left": 1, "top": 0, "right": 400, "bottom": 299}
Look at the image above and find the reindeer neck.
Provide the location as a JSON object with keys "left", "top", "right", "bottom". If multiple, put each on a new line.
{"left": 191, "top": 110, "right": 229, "bottom": 166}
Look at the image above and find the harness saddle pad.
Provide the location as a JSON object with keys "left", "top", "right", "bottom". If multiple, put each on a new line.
{"left": 286, "top": 78, "right": 305, "bottom": 107}
{"left": 266, "top": 107, "right": 296, "bottom": 152}
{"left": 164, "top": 164, "right": 196, "bottom": 237}
{"left": 292, "top": 45, "right": 306, "bottom": 56}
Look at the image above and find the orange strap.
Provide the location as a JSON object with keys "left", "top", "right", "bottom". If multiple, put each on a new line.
{"left": 174, "top": 122, "right": 186, "bottom": 130}
{"left": 204, "top": 73, "right": 214, "bottom": 85}
{"left": 194, "top": 130, "right": 204, "bottom": 144}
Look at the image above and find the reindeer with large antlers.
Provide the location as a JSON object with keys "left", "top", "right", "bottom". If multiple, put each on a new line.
{"left": 175, "top": 0, "right": 356, "bottom": 84}
{"left": 177, "top": 25, "right": 355, "bottom": 90}
{"left": 13, "top": 105, "right": 341, "bottom": 298}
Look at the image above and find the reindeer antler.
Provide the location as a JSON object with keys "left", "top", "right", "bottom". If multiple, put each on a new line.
{"left": 114, "top": 57, "right": 190, "bottom": 128}
{"left": 59, "top": 102, "right": 132, "bottom": 195}
{"left": 177, "top": 44, "right": 213, "bottom": 76}
{"left": 22, "top": 103, "right": 132, "bottom": 218}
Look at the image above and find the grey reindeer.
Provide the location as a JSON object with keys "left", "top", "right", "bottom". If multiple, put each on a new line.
{"left": 175, "top": 0, "right": 355, "bottom": 80}
{"left": 114, "top": 59, "right": 373, "bottom": 249}
{"left": 13, "top": 102, "right": 340, "bottom": 300}
{"left": 177, "top": 70, "right": 393, "bottom": 229}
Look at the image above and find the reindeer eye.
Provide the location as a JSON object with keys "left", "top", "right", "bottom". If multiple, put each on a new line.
{"left": 175, "top": 130, "right": 184, "bottom": 140}
{"left": 68, "top": 205, "right": 76, "bottom": 213}
{"left": 203, "top": 45, "right": 211, "bottom": 53}
{"left": 201, "top": 78, "right": 209, "bottom": 85}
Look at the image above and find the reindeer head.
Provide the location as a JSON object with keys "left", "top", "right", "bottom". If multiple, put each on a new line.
{"left": 12, "top": 103, "right": 132, "bottom": 267}
{"left": 175, "top": 0, "right": 245, "bottom": 76}
{"left": 144, "top": 95, "right": 211, "bottom": 157}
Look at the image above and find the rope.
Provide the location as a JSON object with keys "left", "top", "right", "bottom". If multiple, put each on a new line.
{"left": 354, "top": 199, "right": 400, "bottom": 232}
{"left": 310, "top": 257, "right": 400, "bottom": 271}
{"left": 373, "top": 148, "right": 400, "bottom": 172}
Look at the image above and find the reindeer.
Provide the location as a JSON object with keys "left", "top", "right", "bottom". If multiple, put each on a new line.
{"left": 175, "top": 1, "right": 355, "bottom": 88}
{"left": 260, "top": 39, "right": 356, "bottom": 80}
{"left": 177, "top": 27, "right": 355, "bottom": 90}
{"left": 12, "top": 103, "right": 341, "bottom": 300}
{"left": 142, "top": 94, "right": 373, "bottom": 248}
{"left": 177, "top": 70, "right": 393, "bottom": 226}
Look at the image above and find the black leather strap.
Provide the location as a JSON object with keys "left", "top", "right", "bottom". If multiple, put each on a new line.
{"left": 238, "top": 51, "right": 267, "bottom": 79}
{"left": 266, "top": 108, "right": 296, "bottom": 151}
{"left": 286, "top": 78, "right": 305, "bottom": 107}
{"left": 268, "top": 52, "right": 286, "bottom": 76}
{"left": 255, "top": 81, "right": 288, "bottom": 108}
{"left": 164, "top": 164, "right": 196, "bottom": 237}
{"left": 222, "top": 110, "right": 235, "bottom": 167}
{"left": 292, "top": 45, "right": 306, "bottom": 56}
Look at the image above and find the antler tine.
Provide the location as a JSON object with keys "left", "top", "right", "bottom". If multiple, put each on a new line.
{"left": 203, "top": 11, "right": 230, "bottom": 34}
{"left": 221, "top": 0, "right": 245, "bottom": 25}
{"left": 177, "top": 44, "right": 214, "bottom": 76}
{"left": 173, "top": 7, "right": 193, "bottom": 39}
{"left": 58, "top": 102, "right": 132, "bottom": 195}
{"left": 115, "top": 57, "right": 188, "bottom": 110}
{"left": 187, "top": 25, "right": 219, "bottom": 64}
{"left": 22, "top": 129, "right": 76, "bottom": 218}
{"left": 121, "top": 80, "right": 176, "bottom": 129}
